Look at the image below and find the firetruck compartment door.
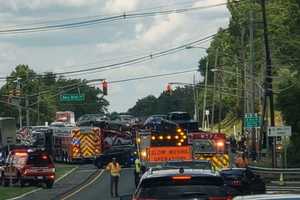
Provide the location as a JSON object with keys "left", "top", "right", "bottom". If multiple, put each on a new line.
{"left": 192, "top": 140, "right": 215, "bottom": 154}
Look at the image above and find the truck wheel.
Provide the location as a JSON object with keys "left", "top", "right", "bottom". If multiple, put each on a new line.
{"left": 18, "top": 176, "right": 25, "bottom": 187}
{"left": 0, "top": 173, "right": 3, "bottom": 186}
{"left": 95, "top": 159, "right": 103, "bottom": 169}
{"left": 4, "top": 178, "right": 10, "bottom": 187}
{"left": 46, "top": 180, "right": 54, "bottom": 189}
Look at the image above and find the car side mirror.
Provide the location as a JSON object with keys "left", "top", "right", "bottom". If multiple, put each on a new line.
{"left": 119, "top": 194, "right": 133, "bottom": 200}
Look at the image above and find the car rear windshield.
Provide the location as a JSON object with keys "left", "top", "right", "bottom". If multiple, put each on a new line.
{"left": 26, "top": 154, "right": 52, "bottom": 166}
{"left": 137, "top": 176, "right": 227, "bottom": 199}
{"left": 220, "top": 169, "right": 244, "bottom": 177}
{"left": 170, "top": 113, "right": 191, "bottom": 121}
{"left": 165, "top": 162, "right": 211, "bottom": 170}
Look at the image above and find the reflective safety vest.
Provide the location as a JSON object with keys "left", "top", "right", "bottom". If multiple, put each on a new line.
{"left": 106, "top": 162, "right": 121, "bottom": 176}
{"left": 135, "top": 158, "right": 141, "bottom": 173}
{"left": 235, "top": 156, "right": 249, "bottom": 168}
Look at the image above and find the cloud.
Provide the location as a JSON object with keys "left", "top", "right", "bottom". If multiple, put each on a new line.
{"left": 0, "top": 0, "right": 98, "bottom": 11}
{"left": 140, "top": 13, "right": 187, "bottom": 45}
{"left": 0, "top": 0, "right": 231, "bottom": 112}
{"left": 104, "top": 0, "right": 140, "bottom": 14}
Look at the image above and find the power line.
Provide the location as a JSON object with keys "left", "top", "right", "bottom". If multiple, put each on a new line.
{"left": 108, "top": 69, "right": 197, "bottom": 84}
{"left": 0, "top": 2, "right": 230, "bottom": 35}
{"left": 50, "top": 34, "right": 215, "bottom": 76}
{"left": 0, "top": 0, "right": 201, "bottom": 30}
{"left": 22, "top": 68, "right": 198, "bottom": 107}
{"left": 0, "top": 33, "right": 215, "bottom": 80}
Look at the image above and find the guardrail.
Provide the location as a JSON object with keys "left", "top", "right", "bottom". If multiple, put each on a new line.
{"left": 249, "top": 166, "right": 300, "bottom": 174}
{"left": 249, "top": 165, "right": 300, "bottom": 183}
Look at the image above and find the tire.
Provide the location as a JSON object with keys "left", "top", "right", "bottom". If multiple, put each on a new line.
{"left": 95, "top": 158, "right": 103, "bottom": 169}
{"left": 0, "top": 173, "right": 3, "bottom": 186}
{"left": 46, "top": 180, "right": 54, "bottom": 189}
{"left": 4, "top": 178, "right": 10, "bottom": 187}
{"left": 18, "top": 174, "right": 25, "bottom": 187}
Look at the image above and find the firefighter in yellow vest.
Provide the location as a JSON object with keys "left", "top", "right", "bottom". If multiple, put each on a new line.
{"left": 106, "top": 157, "right": 121, "bottom": 197}
{"left": 235, "top": 152, "right": 249, "bottom": 168}
{"left": 134, "top": 157, "right": 141, "bottom": 187}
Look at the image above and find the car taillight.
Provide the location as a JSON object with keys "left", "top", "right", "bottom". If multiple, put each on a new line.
{"left": 171, "top": 176, "right": 192, "bottom": 180}
{"left": 231, "top": 180, "right": 241, "bottom": 186}
{"left": 48, "top": 175, "right": 55, "bottom": 179}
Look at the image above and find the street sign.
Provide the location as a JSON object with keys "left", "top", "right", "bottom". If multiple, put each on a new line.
{"left": 267, "top": 126, "right": 292, "bottom": 137}
{"left": 244, "top": 113, "right": 261, "bottom": 128}
{"left": 60, "top": 94, "right": 85, "bottom": 102}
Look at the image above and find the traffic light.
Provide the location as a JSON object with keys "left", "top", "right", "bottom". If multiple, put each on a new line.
{"left": 165, "top": 84, "right": 172, "bottom": 95}
{"left": 102, "top": 80, "right": 108, "bottom": 95}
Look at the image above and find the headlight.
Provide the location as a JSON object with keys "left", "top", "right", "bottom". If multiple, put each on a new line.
{"left": 141, "top": 150, "right": 147, "bottom": 158}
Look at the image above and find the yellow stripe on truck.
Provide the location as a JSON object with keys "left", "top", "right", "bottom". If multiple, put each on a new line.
{"left": 79, "top": 134, "right": 97, "bottom": 158}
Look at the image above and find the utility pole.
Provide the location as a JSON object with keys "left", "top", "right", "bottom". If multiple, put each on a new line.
{"left": 16, "top": 79, "right": 22, "bottom": 128}
{"left": 218, "top": 66, "right": 223, "bottom": 133}
{"left": 25, "top": 96, "right": 29, "bottom": 126}
{"left": 260, "top": 0, "right": 276, "bottom": 167}
{"left": 211, "top": 48, "right": 219, "bottom": 131}
{"left": 249, "top": 7, "right": 257, "bottom": 160}
{"left": 202, "top": 58, "right": 209, "bottom": 130}
{"left": 240, "top": 27, "right": 246, "bottom": 136}
{"left": 25, "top": 72, "right": 30, "bottom": 126}
{"left": 193, "top": 73, "right": 198, "bottom": 121}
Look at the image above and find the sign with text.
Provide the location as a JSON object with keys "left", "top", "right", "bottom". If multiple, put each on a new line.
{"left": 267, "top": 126, "right": 292, "bottom": 137}
{"left": 60, "top": 94, "right": 85, "bottom": 102}
{"left": 149, "top": 146, "right": 192, "bottom": 162}
{"left": 244, "top": 113, "right": 261, "bottom": 128}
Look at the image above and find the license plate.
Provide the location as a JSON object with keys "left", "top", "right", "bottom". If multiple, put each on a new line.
{"left": 37, "top": 176, "right": 43, "bottom": 180}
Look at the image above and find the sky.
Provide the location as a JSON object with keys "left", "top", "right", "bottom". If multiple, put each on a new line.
{"left": 0, "top": 0, "right": 230, "bottom": 113}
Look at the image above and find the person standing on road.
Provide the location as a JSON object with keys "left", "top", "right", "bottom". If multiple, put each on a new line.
{"left": 235, "top": 152, "right": 249, "bottom": 168}
{"left": 134, "top": 157, "right": 141, "bottom": 187}
{"left": 106, "top": 157, "right": 121, "bottom": 197}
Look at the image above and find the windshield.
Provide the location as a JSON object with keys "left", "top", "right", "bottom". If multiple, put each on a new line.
{"left": 26, "top": 154, "right": 52, "bottom": 166}
{"left": 137, "top": 176, "right": 226, "bottom": 199}
{"left": 164, "top": 161, "right": 211, "bottom": 170}
{"left": 192, "top": 140, "right": 215, "bottom": 153}
{"left": 170, "top": 113, "right": 191, "bottom": 121}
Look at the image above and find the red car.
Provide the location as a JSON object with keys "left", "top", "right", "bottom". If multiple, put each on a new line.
{"left": 0, "top": 148, "right": 55, "bottom": 188}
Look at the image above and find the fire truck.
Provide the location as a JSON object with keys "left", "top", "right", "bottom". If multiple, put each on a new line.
{"left": 52, "top": 127, "right": 102, "bottom": 163}
{"left": 136, "top": 119, "right": 192, "bottom": 167}
{"left": 188, "top": 131, "right": 230, "bottom": 170}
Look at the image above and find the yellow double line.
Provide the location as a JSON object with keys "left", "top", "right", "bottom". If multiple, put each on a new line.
{"left": 61, "top": 170, "right": 104, "bottom": 200}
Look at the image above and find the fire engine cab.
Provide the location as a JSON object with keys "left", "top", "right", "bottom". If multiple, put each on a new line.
{"left": 188, "top": 131, "right": 230, "bottom": 170}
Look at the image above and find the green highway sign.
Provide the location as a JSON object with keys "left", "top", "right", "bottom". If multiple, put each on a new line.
{"left": 244, "top": 113, "right": 261, "bottom": 128}
{"left": 60, "top": 94, "right": 85, "bottom": 102}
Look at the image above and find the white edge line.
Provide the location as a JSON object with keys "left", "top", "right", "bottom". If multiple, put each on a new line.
{"left": 61, "top": 170, "right": 104, "bottom": 200}
{"left": 6, "top": 166, "right": 79, "bottom": 200}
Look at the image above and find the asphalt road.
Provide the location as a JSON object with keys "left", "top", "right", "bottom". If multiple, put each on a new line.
{"left": 17, "top": 164, "right": 99, "bottom": 200}
{"left": 67, "top": 168, "right": 135, "bottom": 200}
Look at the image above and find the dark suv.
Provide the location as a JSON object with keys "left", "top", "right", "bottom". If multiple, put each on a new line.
{"left": 121, "top": 168, "right": 232, "bottom": 200}
{"left": 220, "top": 168, "right": 266, "bottom": 195}
{"left": 0, "top": 148, "right": 55, "bottom": 188}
